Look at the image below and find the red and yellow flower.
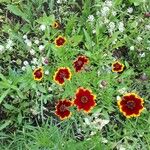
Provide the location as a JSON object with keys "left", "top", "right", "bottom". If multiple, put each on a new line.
{"left": 73, "top": 87, "right": 96, "bottom": 113}
{"left": 112, "top": 61, "right": 124, "bottom": 73}
{"left": 73, "top": 55, "right": 89, "bottom": 72}
{"left": 117, "top": 93, "right": 144, "bottom": 118}
{"left": 53, "top": 67, "right": 72, "bottom": 85}
{"left": 55, "top": 100, "right": 72, "bottom": 120}
{"left": 52, "top": 21, "right": 60, "bottom": 29}
{"left": 33, "top": 67, "right": 44, "bottom": 81}
{"left": 54, "top": 35, "right": 66, "bottom": 47}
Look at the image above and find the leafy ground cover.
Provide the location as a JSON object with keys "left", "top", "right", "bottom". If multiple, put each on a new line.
{"left": 0, "top": 0, "right": 150, "bottom": 149}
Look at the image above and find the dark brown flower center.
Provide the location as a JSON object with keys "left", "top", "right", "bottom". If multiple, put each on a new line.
{"left": 77, "top": 60, "right": 83, "bottom": 66}
{"left": 59, "top": 105, "right": 67, "bottom": 112}
{"left": 81, "top": 96, "right": 88, "bottom": 103}
{"left": 126, "top": 101, "right": 135, "bottom": 109}
{"left": 34, "top": 69, "right": 42, "bottom": 78}
{"left": 59, "top": 72, "right": 66, "bottom": 78}
{"left": 114, "top": 63, "right": 121, "bottom": 69}
{"left": 57, "top": 37, "right": 65, "bottom": 46}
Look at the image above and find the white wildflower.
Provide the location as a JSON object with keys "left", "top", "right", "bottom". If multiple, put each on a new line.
{"left": 127, "top": 7, "right": 133, "bottom": 14}
{"left": 96, "top": 11, "right": 100, "bottom": 16}
{"left": 31, "top": 58, "right": 38, "bottom": 64}
{"left": 101, "top": 6, "right": 110, "bottom": 16}
{"left": 105, "top": 1, "right": 112, "bottom": 7}
{"left": 45, "top": 70, "right": 49, "bottom": 75}
{"left": 118, "top": 22, "right": 124, "bottom": 32}
{"left": 137, "top": 36, "right": 142, "bottom": 42}
{"left": 103, "top": 18, "right": 109, "bottom": 24}
{"left": 0, "top": 45, "right": 4, "bottom": 53}
{"left": 88, "top": 15, "right": 94, "bottom": 22}
{"left": 25, "top": 39, "right": 32, "bottom": 47}
{"left": 145, "top": 25, "right": 150, "bottom": 30}
{"left": 139, "top": 52, "right": 145, "bottom": 58}
{"left": 130, "top": 46, "right": 134, "bottom": 51}
{"left": 48, "top": 87, "right": 53, "bottom": 92}
{"left": 92, "top": 29, "right": 96, "bottom": 34}
{"left": 117, "top": 95, "right": 121, "bottom": 101}
{"left": 92, "top": 119, "right": 109, "bottom": 130}
{"left": 34, "top": 39, "right": 40, "bottom": 45}
{"left": 108, "top": 22, "right": 115, "bottom": 33}
{"left": 32, "top": 66, "right": 36, "bottom": 70}
{"left": 102, "top": 138, "right": 108, "bottom": 143}
{"left": 57, "top": 0, "right": 62, "bottom": 4}
{"left": 118, "top": 87, "right": 126, "bottom": 94}
{"left": 39, "top": 24, "right": 46, "bottom": 31}
{"left": 112, "top": 39, "right": 117, "bottom": 44}
{"left": 23, "top": 61, "right": 29, "bottom": 66}
{"left": 84, "top": 118, "right": 91, "bottom": 125}
{"left": 23, "top": 35, "right": 27, "bottom": 39}
{"left": 21, "top": 66, "right": 26, "bottom": 71}
{"left": 112, "top": 11, "right": 117, "bottom": 16}
{"left": 39, "top": 45, "right": 45, "bottom": 51}
{"left": 6, "top": 39, "right": 13, "bottom": 50}
{"left": 30, "top": 49, "right": 35, "bottom": 55}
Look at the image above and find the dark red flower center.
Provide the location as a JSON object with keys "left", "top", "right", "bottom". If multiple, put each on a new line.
{"left": 126, "top": 101, "right": 135, "bottom": 109}
{"left": 114, "top": 63, "right": 122, "bottom": 69}
{"left": 59, "top": 72, "right": 67, "bottom": 79}
{"left": 56, "top": 37, "right": 65, "bottom": 46}
{"left": 34, "top": 69, "right": 42, "bottom": 78}
{"left": 59, "top": 104, "right": 67, "bottom": 112}
{"left": 81, "top": 96, "right": 88, "bottom": 103}
{"left": 77, "top": 60, "right": 83, "bottom": 66}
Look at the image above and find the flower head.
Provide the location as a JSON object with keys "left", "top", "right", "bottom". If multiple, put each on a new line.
{"left": 53, "top": 67, "right": 71, "bottom": 85}
{"left": 52, "top": 21, "right": 60, "bottom": 29}
{"left": 55, "top": 100, "right": 72, "bottom": 120}
{"left": 117, "top": 93, "right": 144, "bottom": 118}
{"left": 73, "top": 87, "right": 96, "bottom": 113}
{"left": 54, "top": 36, "right": 66, "bottom": 47}
{"left": 33, "top": 67, "right": 44, "bottom": 81}
{"left": 112, "top": 61, "right": 124, "bottom": 73}
{"left": 73, "top": 56, "right": 89, "bottom": 72}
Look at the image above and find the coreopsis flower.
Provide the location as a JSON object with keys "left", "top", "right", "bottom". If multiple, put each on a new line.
{"left": 54, "top": 36, "right": 66, "bottom": 47}
{"left": 33, "top": 67, "right": 44, "bottom": 81}
{"left": 73, "top": 56, "right": 89, "bottom": 72}
{"left": 112, "top": 61, "right": 124, "bottom": 73}
{"left": 52, "top": 21, "right": 60, "bottom": 29}
{"left": 53, "top": 67, "right": 71, "bottom": 85}
{"left": 55, "top": 100, "right": 72, "bottom": 120}
{"left": 117, "top": 93, "right": 144, "bottom": 118}
{"left": 73, "top": 87, "right": 96, "bottom": 113}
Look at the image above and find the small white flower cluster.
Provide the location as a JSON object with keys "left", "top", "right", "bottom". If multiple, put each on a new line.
{"left": 101, "top": 0, "right": 112, "bottom": 17}
{"left": 127, "top": 7, "right": 133, "bottom": 14}
{"left": 87, "top": 15, "right": 95, "bottom": 22}
{"left": 118, "top": 22, "right": 125, "bottom": 32}
{"left": 6, "top": 39, "right": 14, "bottom": 50}
{"left": 83, "top": 111, "right": 109, "bottom": 132}
{"left": 0, "top": 39, "right": 14, "bottom": 53}
{"left": 108, "top": 21, "right": 116, "bottom": 34}
{"left": 39, "top": 24, "right": 46, "bottom": 31}
{"left": 0, "top": 45, "right": 5, "bottom": 53}
{"left": 23, "top": 35, "right": 32, "bottom": 47}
